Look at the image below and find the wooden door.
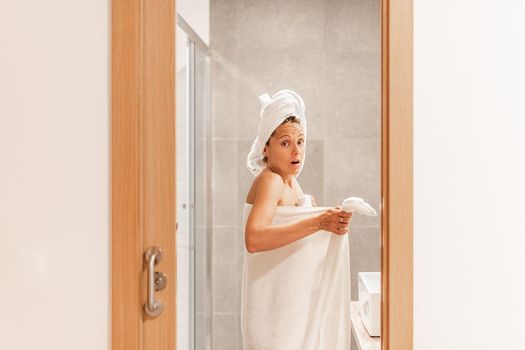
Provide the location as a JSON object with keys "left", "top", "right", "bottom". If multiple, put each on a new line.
{"left": 111, "top": 0, "right": 413, "bottom": 349}
{"left": 112, "top": 0, "right": 177, "bottom": 349}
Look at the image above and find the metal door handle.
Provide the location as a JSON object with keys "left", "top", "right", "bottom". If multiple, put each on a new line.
{"left": 144, "top": 246, "right": 164, "bottom": 317}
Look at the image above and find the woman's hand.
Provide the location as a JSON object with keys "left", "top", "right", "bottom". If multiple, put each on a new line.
{"left": 317, "top": 205, "right": 352, "bottom": 235}
{"left": 311, "top": 196, "right": 317, "bottom": 206}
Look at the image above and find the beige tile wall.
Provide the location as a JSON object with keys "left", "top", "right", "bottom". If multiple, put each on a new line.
{"left": 210, "top": 0, "right": 380, "bottom": 348}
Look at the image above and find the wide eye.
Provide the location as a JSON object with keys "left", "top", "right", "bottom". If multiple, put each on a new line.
{"left": 281, "top": 140, "right": 289, "bottom": 146}
{"left": 298, "top": 139, "right": 304, "bottom": 145}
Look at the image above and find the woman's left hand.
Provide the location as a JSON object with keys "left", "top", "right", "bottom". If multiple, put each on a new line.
{"left": 312, "top": 196, "right": 317, "bottom": 206}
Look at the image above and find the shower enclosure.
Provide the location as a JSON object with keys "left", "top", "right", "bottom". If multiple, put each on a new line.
{"left": 176, "top": 14, "right": 211, "bottom": 350}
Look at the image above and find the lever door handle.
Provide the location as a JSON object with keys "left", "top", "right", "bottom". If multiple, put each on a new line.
{"left": 143, "top": 246, "right": 164, "bottom": 318}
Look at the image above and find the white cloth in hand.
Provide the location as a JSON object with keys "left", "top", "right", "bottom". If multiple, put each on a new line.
{"left": 341, "top": 196, "right": 377, "bottom": 216}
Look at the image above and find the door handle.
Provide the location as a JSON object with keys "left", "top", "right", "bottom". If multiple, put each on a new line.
{"left": 143, "top": 246, "right": 165, "bottom": 318}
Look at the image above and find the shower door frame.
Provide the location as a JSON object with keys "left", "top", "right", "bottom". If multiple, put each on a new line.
{"left": 111, "top": 0, "right": 413, "bottom": 349}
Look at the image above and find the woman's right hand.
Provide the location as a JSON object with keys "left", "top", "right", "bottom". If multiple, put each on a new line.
{"left": 317, "top": 205, "right": 353, "bottom": 235}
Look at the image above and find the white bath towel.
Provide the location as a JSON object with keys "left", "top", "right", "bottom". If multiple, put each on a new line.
{"left": 341, "top": 196, "right": 378, "bottom": 216}
{"left": 241, "top": 203, "right": 352, "bottom": 350}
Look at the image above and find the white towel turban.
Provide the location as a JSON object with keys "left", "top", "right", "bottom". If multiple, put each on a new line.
{"left": 246, "top": 89, "right": 307, "bottom": 177}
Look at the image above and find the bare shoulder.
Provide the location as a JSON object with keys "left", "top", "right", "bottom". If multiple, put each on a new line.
{"left": 250, "top": 171, "right": 283, "bottom": 205}
{"left": 246, "top": 170, "right": 285, "bottom": 205}
{"left": 258, "top": 170, "right": 284, "bottom": 186}
{"left": 246, "top": 172, "right": 285, "bottom": 229}
{"left": 257, "top": 171, "right": 284, "bottom": 196}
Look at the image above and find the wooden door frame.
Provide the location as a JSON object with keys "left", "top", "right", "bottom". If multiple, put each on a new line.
{"left": 381, "top": 0, "right": 413, "bottom": 349}
{"left": 111, "top": 0, "right": 413, "bottom": 349}
{"left": 112, "top": 0, "right": 176, "bottom": 349}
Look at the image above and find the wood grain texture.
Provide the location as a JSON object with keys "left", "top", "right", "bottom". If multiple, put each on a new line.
{"left": 381, "top": 0, "right": 413, "bottom": 349}
{"left": 142, "top": 0, "right": 177, "bottom": 348}
{"left": 112, "top": 0, "right": 142, "bottom": 349}
{"left": 112, "top": 0, "right": 176, "bottom": 349}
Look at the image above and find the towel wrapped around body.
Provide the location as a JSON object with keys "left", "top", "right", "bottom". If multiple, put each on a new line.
{"left": 241, "top": 203, "right": 351, "bottom": 350}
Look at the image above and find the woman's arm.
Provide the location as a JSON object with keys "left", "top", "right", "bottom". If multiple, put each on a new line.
{"left": 245, "top": 172, "right": 321, "bottom": 253}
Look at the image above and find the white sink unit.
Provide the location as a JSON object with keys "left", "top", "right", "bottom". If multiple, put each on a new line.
{"left": 358, "top": 272, "right": 381, "bottom": 337}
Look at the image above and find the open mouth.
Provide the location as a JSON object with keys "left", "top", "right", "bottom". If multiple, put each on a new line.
{"left": 291, "top": 160, "right": 300, "bottom": 165}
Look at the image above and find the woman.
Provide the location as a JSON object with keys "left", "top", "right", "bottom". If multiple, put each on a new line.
{"left": 241, "top": 90, "right": 354, "bottom": 349}
{"left": 244, "top": 90, "right": 353, "bottom": 254}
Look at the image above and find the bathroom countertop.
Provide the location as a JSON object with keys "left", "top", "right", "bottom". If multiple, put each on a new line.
{"left": 351, "top": 301, "right": 381, "bottom": 350}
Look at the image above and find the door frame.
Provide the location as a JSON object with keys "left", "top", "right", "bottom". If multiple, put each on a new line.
{"left": 381, "top": 0, "right": 413, "bottom": 349}
{"left": 111, "top": 0, "right": 413, "bottom": 349}
{"left": 112, "top": 0, "right": 176, "bottom": 349}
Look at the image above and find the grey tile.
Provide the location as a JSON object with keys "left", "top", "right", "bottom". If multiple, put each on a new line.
{"left": 212, "top": 227, "right": 242, "bottom": 313}
{"left": 195, "top": 139, "right": 210, "bottom": 226}
{"left": 194, "top": 52, "right": 210, "bottom": 141}
{"left": 212, "top": 313, "right": 242, "bottom": 350}
{"left": 212, "top": 140, "right": 238, "bottom": 225}
{"left": 236, "top": 0, "right": 325, "bottom": 52}
{"left": 324, "top": 136, "right": 381, "bottom": 226}
{"left": 235, "top": 51, "right": 325, "bottom": 140}
{"left": 210, "top": 0, "right": 237, "bottom": 56}
{"left": 196, "top": 313, "right": 211, "bottom": 350}
{"left": 195, "top": 226, "right": 210, "bottom": 315}
{"left": 324, "top": 52, "right": 381, "bottom": 139}
{"left": 212, "top": 226, "right": 240, "bottom": 265}
{"left": 237, "top": 139, "right": 256, "bottom": 226}
{"left": 211, "top": 56, "right": 238, "bottom": 139}
{"left": 324, "top": 0, "right": 381, "bottom": 53}
{"left": 235, "top": 226, "right": 246, "bottom": 266}
{"left": 349, "top": 225, "right": 381, "bottom": 300}
{"left": 211, "top": 261, "right": 240, "bottom": 314}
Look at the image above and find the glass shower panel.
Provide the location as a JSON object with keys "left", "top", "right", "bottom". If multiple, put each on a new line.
{"left": 176, "top": 15, "right": 211, "bottom": 350}
{"left": 176, "top": 24, "right": 191, "bottom": 350}
{"left": 193, "top": 43, "right": 211, "bottom": 350}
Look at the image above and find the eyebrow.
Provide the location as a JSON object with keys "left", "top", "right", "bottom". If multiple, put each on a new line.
{"left": 278, "top": 133, "right": 305, "bottom": 139}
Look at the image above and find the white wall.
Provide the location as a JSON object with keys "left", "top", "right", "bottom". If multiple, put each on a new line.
{"left": 415, "top": 1, "right": 525, "bottom": 349}
{"left": 178, "top": 0, "right": 209, "bottom": 45}
{"left": 0, "top": 1, "right": 109, "bottom": 349}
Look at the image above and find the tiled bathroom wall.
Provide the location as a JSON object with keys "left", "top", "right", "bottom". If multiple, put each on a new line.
{"left": 210, "top": 0, "right": 381, "bottom": 348}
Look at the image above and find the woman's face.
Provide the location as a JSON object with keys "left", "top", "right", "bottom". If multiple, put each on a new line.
{"left": 263, "top": 122, "right": 305, "bottom": 177}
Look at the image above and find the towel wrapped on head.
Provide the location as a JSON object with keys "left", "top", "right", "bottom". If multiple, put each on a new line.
{"left": 247, "top": 89, "right": 307, "bottom": 177}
